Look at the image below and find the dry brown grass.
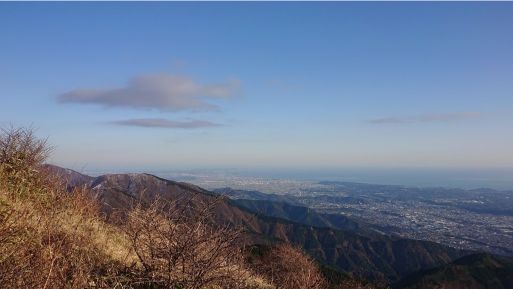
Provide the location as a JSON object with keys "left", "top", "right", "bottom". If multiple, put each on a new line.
{"left": 0, "top": 178, "right": 123, "bottom": 286}
{"left": 0, "top": 127, "right": 131, "bottom": 288}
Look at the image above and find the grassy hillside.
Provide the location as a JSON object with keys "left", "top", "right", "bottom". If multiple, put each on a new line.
{"left": 0, "top": 127, "right": 266, "bottom": 288}
{"left": 0, "top": 128, "right": 133, "bottom": 287}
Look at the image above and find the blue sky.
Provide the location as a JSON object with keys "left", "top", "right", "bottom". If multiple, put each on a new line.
{"left": 1, "top": 2, "right": 513, "bottom": 171}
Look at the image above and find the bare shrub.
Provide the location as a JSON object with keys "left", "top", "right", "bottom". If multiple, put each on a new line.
{"left": 0, "top": 126, "right": 52, "bottom": 195}
{"left": 0, "top": 126, "right": 51, "bottom": 169}
{"left": 249, "top": 243, "right": 326, "bottom": 289}
{"left": 123, "top": 196, "right": 254, "bottom": 288}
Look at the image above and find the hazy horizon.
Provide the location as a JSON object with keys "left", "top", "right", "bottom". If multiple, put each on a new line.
{"left": 63, "top": 164, "right": 513, "bottom": 191}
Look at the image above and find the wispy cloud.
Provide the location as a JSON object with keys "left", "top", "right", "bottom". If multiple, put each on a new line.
{"left": 368, "top": 112, "right": 482, "bottom": 124}
{"left": 110, "top": 118, "right": 222, "bottom": 129}
{"left": 58, "top": 73, "right": 241, "bottom": 112}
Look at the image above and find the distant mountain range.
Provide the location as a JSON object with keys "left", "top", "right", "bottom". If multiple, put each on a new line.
{"left": 45, "top": 164, "right": 513, "bottom": 288}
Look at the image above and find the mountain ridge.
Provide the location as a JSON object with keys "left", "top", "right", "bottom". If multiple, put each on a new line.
{"left": 48, "top": 165, "right": 470, "bottom": 283}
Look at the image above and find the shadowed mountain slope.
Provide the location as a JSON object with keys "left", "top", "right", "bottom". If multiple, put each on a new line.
{"left": 394, "top": 253, "right": 513, "bottom": 289}
{"left": 231, "top": 198, "right": 367, "bottom": 234}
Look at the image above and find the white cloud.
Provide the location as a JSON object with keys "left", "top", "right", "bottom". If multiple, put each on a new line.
{"left": 58, "top": 73, "right": 241, "bottom": 112}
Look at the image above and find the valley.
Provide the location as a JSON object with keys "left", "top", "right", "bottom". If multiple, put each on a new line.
{"left": 162, "top": 172, "right": 513, "bottom": 257}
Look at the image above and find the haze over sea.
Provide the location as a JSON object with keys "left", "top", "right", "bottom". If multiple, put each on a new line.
{"left": 244, "top": 167, "right": 513, "bottom": 190}
{"left": 82, "top": 166, "right": 513, "bottom": 191}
